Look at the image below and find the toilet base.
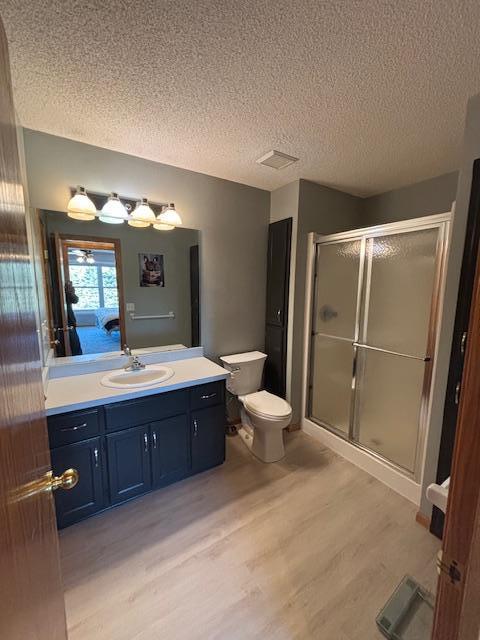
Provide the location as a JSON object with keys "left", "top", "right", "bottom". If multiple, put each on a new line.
{"left": 238, "top": 411, "right": 286, "bottom": 463}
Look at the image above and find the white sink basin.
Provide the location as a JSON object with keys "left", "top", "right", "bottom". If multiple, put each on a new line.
{"left": 101, "top": 365, "right": 174, "bottom": 389}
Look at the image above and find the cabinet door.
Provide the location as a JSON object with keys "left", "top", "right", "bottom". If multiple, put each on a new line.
{"left": 264, "top": 324, "right": 286, "bottom": 397}
{"left": 107, "top": 425, "right": 151, "bottom": 504}
{"left": 264, "top": 218, "right": 292, "bottom": 398}
{"left": 265, "top": 218, "right": 292, "bottom": 327}
{"left": 50, "top": 437, "right": 105, "bottom": 529}
{"left": 191, "top": 405, "right": 225, "bottom": 474}
{"left": 150, "top": 415, "right": 190, "bottom": 488}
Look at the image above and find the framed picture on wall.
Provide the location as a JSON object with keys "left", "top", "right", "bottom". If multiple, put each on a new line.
{"left": 139, "top": 253, "right": 165, "bottom": 287}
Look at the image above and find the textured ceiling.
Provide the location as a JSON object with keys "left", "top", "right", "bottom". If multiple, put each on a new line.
{"left": 1, "top": 1, "right": 480, "bottom": 196}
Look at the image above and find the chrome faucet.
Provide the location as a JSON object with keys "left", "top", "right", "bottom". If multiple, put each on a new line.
{"left": 123, "top": 344, "right": 146, "bottom": 371}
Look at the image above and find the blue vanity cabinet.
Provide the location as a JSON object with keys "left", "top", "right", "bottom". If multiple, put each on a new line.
{"left": 47, "top": 407, "right": 102, "bottom": 448}
{"left": 191, "top": 404, "right": 226, "bottom": 473}
{"left": 50, "top": 436, "right": 105, "bottom": 528}
{"left": 150, "top": 415, "right": 190, "bottom": 488}
{"left": 106, "top": 425, "right": 152, "bottom": 504}
{"left": 47, "top": 380, "right": 226, "bottom": 529}
{"left": 104, "top": 390, "right": 187, "bottom": 432}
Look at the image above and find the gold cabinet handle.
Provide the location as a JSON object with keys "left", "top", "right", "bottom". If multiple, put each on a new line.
{"left": 9, "top": 468, "right": 79, "bottom": 503}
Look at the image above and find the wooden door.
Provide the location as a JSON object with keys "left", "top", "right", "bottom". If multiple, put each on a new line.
{"left": 191, "top": 405, "right": 226, "bottom": 473}
{"left": 150, "top": 416, "right": 190, "bottom": 488}
{"left": 106, "top": 426, "right": 152, "bottom": 504}
{"left": 51, "top": 438, "right": 105, "bottom": 529}
{"left": 431, "top": 160, "right": 480, "bottom": 539}
{"left": 264, "top": 218, "right": 292, "bottom": 397}
{"left": 431, "top": 240, "right": 480, "bottom": 638}
{"left": 0, "top": 16, "right": 67, "bottom": 640}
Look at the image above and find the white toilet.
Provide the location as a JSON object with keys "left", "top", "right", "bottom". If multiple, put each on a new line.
{"left": 220, "top": 351, "right": 292, "bottom": 462}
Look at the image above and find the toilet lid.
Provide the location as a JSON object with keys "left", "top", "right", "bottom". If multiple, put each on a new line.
{"left": 244, "top": 390, "right": 292, "bottom": 418}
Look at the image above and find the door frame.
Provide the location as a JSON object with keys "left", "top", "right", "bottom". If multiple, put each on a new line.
{"left": 431, "top": 237, "right": 480, "bottom": 638}
{"left": 54, "top": 231, "right": 73, "bottom": 355}
{"left": 189, "top": 244, "right": 200, "bottom": 347}
{"left": 55, "top": 233, "right": 126, "bottom": 351}
{"left": 431, "top": 159, "right": 480, "bottom": 539}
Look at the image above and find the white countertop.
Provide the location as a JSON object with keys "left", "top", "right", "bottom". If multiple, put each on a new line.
{"left": 45, "top": 356, "right": 229, "bottom": 416}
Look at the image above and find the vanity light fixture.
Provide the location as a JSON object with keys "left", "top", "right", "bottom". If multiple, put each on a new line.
{"left": 67, "top": 186, "right": 96, "bottom": 221}
{"left": 128, "top": 198, "right": 156, "bottom": 228}
{"left": 66, "top": 188, "right": 181, "bottom": 230}
{"left": 99, "top": 192, "right": 127, "bottom": 224}
{"left": 153, "top": 205, "right": 175, "bottom": 231}
{"left": 153, "top": 221, "right": 175, "bottom": 231}
{"left": 158, "top": 202, "right": 183, "bottom": 227}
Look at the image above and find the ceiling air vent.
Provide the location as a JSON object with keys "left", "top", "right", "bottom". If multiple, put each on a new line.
{"left": 256, "top": 150, "right": 298, "bottom": 170}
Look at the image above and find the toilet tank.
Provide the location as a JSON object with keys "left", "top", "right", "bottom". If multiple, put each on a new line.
{"left": 219, "top": 351, "right": 267, "bottom": 396}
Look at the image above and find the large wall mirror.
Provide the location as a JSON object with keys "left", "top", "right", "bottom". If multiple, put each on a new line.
{"left": 29, "top": 208, "right": 200, "bottom": 362}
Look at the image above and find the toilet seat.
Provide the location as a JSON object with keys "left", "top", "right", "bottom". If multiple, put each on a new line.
{"left": 243, "top": 390, "right": 292, "bottom": 419}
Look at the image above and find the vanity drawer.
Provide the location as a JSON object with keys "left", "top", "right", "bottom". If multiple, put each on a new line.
{"left": 48, "top": 408, "right": 101, "bottom": 448}
{"left": 104, "top": 390, "right": 188, "bottom": 431}
{"left": 189, "top": 381, "right": 225, "bottom": 410}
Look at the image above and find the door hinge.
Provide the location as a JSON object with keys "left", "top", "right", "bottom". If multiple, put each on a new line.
{"left": 460, "top": 330, "right": 467, "bottom": 356}
{"left": 436, "top": 551, "right": 464, "bottom": 589}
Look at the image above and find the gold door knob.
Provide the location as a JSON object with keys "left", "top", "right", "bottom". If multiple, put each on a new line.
{"left": 50, "top": 468, "right": 79, "bottom": 491}
{"left": 9, "top": 468, "right": 79, "bottom": 503}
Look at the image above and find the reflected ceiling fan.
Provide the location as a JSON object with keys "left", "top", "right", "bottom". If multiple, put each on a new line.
{"left": 69, "top": 248, "right": 95, "bottom": 264}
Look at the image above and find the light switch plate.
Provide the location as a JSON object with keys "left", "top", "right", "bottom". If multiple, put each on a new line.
{"left": 126, "top": 302, "right": 135, "bottom": 311}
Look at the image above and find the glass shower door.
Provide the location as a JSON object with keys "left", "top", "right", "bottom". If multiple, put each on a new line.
{"left": 353, "top": 228, "right": 440, "bottom": 473}
{"left": 309, "top": 239, "right": 362, "bottom": 436}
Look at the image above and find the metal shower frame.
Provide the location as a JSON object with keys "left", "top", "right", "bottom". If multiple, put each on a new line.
{"left": 305, "top": 212, "right": 451, "bottom": 482}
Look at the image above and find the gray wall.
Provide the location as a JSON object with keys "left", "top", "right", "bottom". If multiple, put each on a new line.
{"left": 271, "top": 173, "right": 459, "bottom": 425}
{"left": 269, "top": 179, "right": 363, "bottom": 421}
{"left": 23, "top": 130, "right": 270, "bottom": 359}
{"left": 291, "top": 179, "right": 363, "bottom": 421}
{"left": 270, "top": 181, "right": 300, "bottom": 223}
{"left": 45, "top": 211, "right": 198, "bottom": 348}
{"left": 363, "top": 172, "right": 458, "bottom": 225}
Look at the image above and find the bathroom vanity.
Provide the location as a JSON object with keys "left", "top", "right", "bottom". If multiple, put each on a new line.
{"left": 46, "top": 356, "right": 227, "bottom": 528}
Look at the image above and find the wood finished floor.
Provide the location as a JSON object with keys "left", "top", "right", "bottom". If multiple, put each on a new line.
{"left": 60, "top": 432, "right": 439, "bottom": 640}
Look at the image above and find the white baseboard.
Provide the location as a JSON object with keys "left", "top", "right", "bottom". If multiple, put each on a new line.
{"left": 301, "top": 418, "right": 422, "bottom": 505}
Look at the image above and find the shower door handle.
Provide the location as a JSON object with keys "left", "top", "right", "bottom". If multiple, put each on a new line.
{"left": 353, "top": 343, "right": 431, "bottom": 362}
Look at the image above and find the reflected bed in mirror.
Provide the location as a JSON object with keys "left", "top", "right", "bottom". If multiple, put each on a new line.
{"left": 35, "top": 209, "right": 200, "bottom": 360}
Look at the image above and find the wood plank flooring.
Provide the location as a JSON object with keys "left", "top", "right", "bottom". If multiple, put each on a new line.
{"left": 60, "top": 431, "right": 439, "bottom": 640}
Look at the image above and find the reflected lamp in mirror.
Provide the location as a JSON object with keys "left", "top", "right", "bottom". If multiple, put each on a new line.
{"left": 158, "top": 203, "right": 182, "bottom": 227}
{"left": 153, "top": 205, "right": 175, "bottom": 231}
{"left": 67, "top": 186, "right": 96, "bottom": 221}
{"left": 129, "top": 198, "right": 156, "bottom": 228}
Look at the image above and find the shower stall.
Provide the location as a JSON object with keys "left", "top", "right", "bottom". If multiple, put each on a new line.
{"left": 305, "top": 213, "right": 450, "bottom": 484}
